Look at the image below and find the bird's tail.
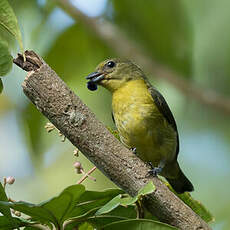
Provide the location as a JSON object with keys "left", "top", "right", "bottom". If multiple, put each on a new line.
{"left": 166, "top": 168, "right": 194, "bottom": 194}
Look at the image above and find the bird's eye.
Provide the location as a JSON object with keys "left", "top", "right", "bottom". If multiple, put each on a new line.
{"left": 106, "top": 61, "right": 115, "bottom": 68}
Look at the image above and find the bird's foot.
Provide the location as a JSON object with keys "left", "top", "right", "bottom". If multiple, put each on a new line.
{"left": 147, "top": 162, "right": 163, "bottom": 177}
{"left": 130, "top": 147, "right": 137, "bottom": 155}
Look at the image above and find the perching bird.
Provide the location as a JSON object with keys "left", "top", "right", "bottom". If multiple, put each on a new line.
{"left": 86, "top": 59, "right": 194, "bottom": 193}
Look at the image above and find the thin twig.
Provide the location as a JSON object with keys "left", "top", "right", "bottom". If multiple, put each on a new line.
{"left": 77, "top": 166, "right": 97, "bottom": 184}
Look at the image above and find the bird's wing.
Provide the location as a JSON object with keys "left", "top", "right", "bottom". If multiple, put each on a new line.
{"left": 148, "top": 86, "right": 179, "bottom": 157}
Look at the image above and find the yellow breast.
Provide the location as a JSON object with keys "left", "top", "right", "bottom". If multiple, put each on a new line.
{"left": 112, "top": 79, "right": 177, "bottom": 165}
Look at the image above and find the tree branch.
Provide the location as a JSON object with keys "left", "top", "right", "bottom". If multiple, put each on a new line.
{"left": 56, "top": 0, "right": 230, "bottom": 116}
{"left": 14, "top": 50, "right": 211, "bottom": 230}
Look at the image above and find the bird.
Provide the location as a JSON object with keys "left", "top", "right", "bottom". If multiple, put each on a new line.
{"left": 86, "top": 58, "right": 194, "bottom": 193}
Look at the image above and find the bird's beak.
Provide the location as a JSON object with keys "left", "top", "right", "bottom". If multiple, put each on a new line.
{"left": 86, "top": 71, "right": 105, "bottom": 83}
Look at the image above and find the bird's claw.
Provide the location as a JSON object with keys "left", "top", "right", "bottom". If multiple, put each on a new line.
{"left": 131, "top": 147, "right": 137, "bottom": 154}
{"left": 147, "top": 162, "right": 163, "bottom": 177}
{"left": 148, "top": 167, "right": 163, "bottom": 176}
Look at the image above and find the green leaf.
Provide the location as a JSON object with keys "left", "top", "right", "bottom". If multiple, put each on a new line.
{"left": 0, "top": 78, "right": 3, "bottom": 93}
{"left": 96, "top": 182, "right": 155, "bottom": 215}
{"left": 69, "top": 188, "right": 123, "bottom": 218}
{"left": 0, "top": 39, "right": 12, "bottom": 76}
{"left": 0, "top": 185, "right": 124, "bottom": 228}
{"left": 78, "top": 222, "right": 94, "bottom": 230}
{"left": 103, "top": 219, "right": 178, "bottom": 230}
{"left": 165, "top": 182, "right": 214, "bottom": 223}
{"left": 137, "top": 181, "right": 155, "bottom": 196}
{"left": 0, "top": 0, "right": 24, "bottom": 53}
{"left": 65, "top": 215, "right": 127, "bottom": 230}
{"left": 177, "top": 192, "right": 214, "bottom": 223}
{"left": 0, "top": 182, "right": 11, "bottom": 217}
{"left": 63, "top": 188, "right": 129, "bottom": 230}
{"left": 106, "top": 205, "right": 137, "bottom": 219}
{"left": 41, "top": 184, "right": 85, "bottom": 224}
{"left": 87, "top": 216, "right": 127, "bottom": 228}
{"left": 65, "top": 202, "right": 137, "bottom": 230}
{"left": 0, "top": 183, "right": 24, "bottom": 228}
{"left": 0, "top": 216, "right": 29, "bottom": 229}
{"left": 65, "top": 202, "right": 136, "bottom": 229}
{"left": 95, "top": 194, "right": 122, "bottom": 216}
{"left": 0, "top": 200, "right": 58, "bottom": 226}
{"left": 0, "top": 184, "right": 85, "bottom": 227}
{"left": 78, "top": 188, "right": 124, "bottom": 203}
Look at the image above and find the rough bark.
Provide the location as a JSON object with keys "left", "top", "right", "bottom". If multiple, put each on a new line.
{"left": 14, "top": 51, "right": 211, "bottom": 230}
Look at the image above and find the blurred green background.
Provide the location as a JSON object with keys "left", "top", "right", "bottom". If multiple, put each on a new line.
{"left": 1, "top": 0, "right": 230, "bottom": 229}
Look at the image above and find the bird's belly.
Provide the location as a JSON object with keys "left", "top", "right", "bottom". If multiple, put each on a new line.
{"left": 114, "top": 107, "right": 177, "bottom": 166}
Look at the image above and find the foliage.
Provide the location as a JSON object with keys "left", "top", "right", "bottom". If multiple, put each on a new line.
{"left": 0, "top": 0, "right": 23, "bottom": 94}
{"left": 0, "top": 182, "right": 179, "bottom": 229}
{"left": 0, "top": 182, "right": 11, "bottom": 218}
{"left": 96, "top": 181, "right": 155, "bottom": 215}
{"left": 176, "top": 190, "right": 214, "bottom": 223}
{"left": 0, "top": 0, "right": 23, "bottom": 52}
{"left": 0, "top": 180, "right": 213, "bottom": 229}
{"left": 166, "top": 182, "right": 214, "bottom": 223}
{"left": 0, "top": 39, "right": 12, "bottom": 76}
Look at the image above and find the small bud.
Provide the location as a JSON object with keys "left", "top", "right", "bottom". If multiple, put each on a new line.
{"left": 61, "top": 135, "right": 66, "bottom": 142}
{"left": 6, "top": 176, "right": 15, "bottom": 185}
{"left": 44, "top": 123, "right": 55, "bottom": 132}
{"left": 73, "top": 149, "right": 79, "bottom": 157}
{"left": 74, "top": 161, "right": 83, "bottom": 174}
{"left": 45, "top": 122, "right": 66, "bottom": 142}
{"left": 73, "top": 161, "right": 82, "bottom": 169}
{"left": 58, "top": 130, "right": 66, "bottom": 142}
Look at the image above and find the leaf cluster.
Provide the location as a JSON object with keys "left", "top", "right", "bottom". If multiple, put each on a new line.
{"left": 0, "top": 182, "right": 182, "bottom": 230}
{"left": 0, "top": 180, "right": 214, "bottom": 229}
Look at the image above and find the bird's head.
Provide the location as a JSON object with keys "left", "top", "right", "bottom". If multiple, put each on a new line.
{"left": 86, "top": 58, "right": 144, "bottom": 92}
